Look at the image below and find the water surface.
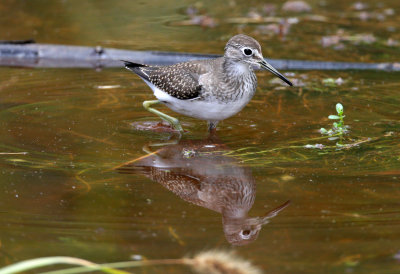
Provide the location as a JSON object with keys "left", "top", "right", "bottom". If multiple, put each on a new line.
{"left": 1, "top": 0, "right": 400, "bottom": 273}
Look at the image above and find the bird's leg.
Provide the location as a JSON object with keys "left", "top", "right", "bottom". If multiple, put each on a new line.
{"left": 143, "top": 100, "right": 183, "bottom": 132}
{"left": 143, "top": 134, "right": 181, "bottom": 154}
{"left": 207, "top": 121, "right": 218, "bottom": 134}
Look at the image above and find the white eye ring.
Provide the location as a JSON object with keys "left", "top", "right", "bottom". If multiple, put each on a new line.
{"left": 240, "top": 230, "right": 252, "bottom": 239}
{"left": 242, "top": 48, "right": 253, "bottom": 56}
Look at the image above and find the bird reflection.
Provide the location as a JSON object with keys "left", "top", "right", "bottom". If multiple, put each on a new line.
{"left": 118, "top": 135, "right": 290, "bottom": 245}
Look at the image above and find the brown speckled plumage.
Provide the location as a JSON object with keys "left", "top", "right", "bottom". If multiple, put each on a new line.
{"left": 118, "top": 138, "right": 290, "bottom": 245}
{"left": 123, "top": 34, "right": 292, "bottom": 129}
{"left": 123, "top": 34, "right": 262, "bottom": 103}
{"left": 124, "top": 57, "right": 257, "bottom": 103}
{"left": 131, "top": 62, "right": 204, "bottom": 100}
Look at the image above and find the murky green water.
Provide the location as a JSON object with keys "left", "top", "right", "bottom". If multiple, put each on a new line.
{"left": 1, "top": 0, "right": 400, "bottom": 273}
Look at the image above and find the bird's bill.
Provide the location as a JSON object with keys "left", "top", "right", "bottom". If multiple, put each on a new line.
{"left": 259, "top": 200, "right": 291, "bottom": 225}
{"left": 258, "top": 60, "right": 293, "bottom": 86}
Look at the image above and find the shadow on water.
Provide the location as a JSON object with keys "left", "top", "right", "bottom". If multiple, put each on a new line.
{"left": 117, "top": 134, "right": 290, "bottom": 246}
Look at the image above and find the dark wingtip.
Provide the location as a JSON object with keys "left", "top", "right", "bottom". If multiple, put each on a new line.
{"left": 120, "top": 60, "right": 147, "bottom": 69}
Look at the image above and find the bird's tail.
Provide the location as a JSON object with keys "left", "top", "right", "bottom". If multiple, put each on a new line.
{"left": 121, "top": 60, "right": 152, "bottom": 82}
{"left": 122, "top": 60, "right": 147, "bottom": 71}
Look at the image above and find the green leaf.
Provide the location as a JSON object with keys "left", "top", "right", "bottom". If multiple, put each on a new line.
{"left": 0, "top": 256, "right": 128, "bottom": 274}
{"left": 320, "top": 128, "right": 328, "bottom": 134}
{"left": 328, "top": 115, "right": 340, "bottom": 120}
{"left": 322, "top": 78, "right": 335, "bottom": 86}
{"left": 336, "top": 103, "right": 344, "bottom": 114}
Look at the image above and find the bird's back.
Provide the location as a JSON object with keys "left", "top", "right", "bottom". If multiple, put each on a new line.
{"left": 124, "top": 58, "right": 220, "bottom": 100}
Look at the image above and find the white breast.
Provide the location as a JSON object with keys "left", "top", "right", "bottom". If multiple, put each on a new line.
{"left": 143, "top": 80, "right": 250, "bottom": 121}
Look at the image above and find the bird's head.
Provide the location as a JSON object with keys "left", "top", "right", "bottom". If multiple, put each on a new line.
{"left": 222, "top": 200, "right": 291, "bottom": 245}
{"left": 224, "top": 34, "right": 293, "bottom": 86}
{"left": 222, "top": 217, "right": 263, "bottom": 246}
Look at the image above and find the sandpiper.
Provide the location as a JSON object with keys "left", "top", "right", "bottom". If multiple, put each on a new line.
{"left": 123, "top": 34, "right": 292, "bottom": 132}
{"left": 118, "top": 137, "right": 291, "bottom": 245}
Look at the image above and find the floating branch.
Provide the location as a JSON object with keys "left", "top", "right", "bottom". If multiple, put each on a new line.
{"left": 0, "top": 41, "right": 399, "bottom": 71}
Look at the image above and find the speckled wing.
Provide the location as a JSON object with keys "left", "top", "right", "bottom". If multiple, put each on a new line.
{"left": 123, "top": 61, "right": 201, "bottom": 100}
{"left": 127, "top": 165, "right": 206, "bottom": 205}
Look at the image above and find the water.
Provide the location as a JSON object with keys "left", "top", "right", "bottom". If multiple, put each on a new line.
{"left": 1, "top": 0, "right": 400, "bottom": 273}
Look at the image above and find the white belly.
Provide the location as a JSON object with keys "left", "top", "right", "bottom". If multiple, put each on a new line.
{"left": 165, "top": 97, "right": 251, "bottom": 121}
{"left": 145, "top": 80, "right": 252, "bottom": 121}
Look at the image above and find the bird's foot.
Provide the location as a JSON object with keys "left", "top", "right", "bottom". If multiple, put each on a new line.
{"left": 131, "top": 121, "right": 184, "bottom": 133}
{"left": 156, "top": 121, "right": 182, "bottom": 132}
{"left": 143, "top": 100, "right": 184, "bottom": 133}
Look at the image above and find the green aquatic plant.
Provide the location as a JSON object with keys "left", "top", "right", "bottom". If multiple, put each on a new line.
{"left": 0, "top": 257, "right": 126, "bottom": 274}
{"left": 0, "top": 250, "right": 262, "bottom": 274}
{"left": 319, "top": 103, "right": 349, "bottom": 146}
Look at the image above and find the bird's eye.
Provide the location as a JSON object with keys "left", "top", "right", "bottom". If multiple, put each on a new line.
{"left": 240, "top": 230, "right": 251, "bottom": 239}
{"left": 243, "top": 48, "right": 253, "bottom": 56}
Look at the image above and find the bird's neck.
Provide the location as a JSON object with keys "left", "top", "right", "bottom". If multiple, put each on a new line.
{"left": 222, "top": 207, "right": 249, "bottom": 219}
{"left": 222, "top": 58, "right": 253, "bottom": 78}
